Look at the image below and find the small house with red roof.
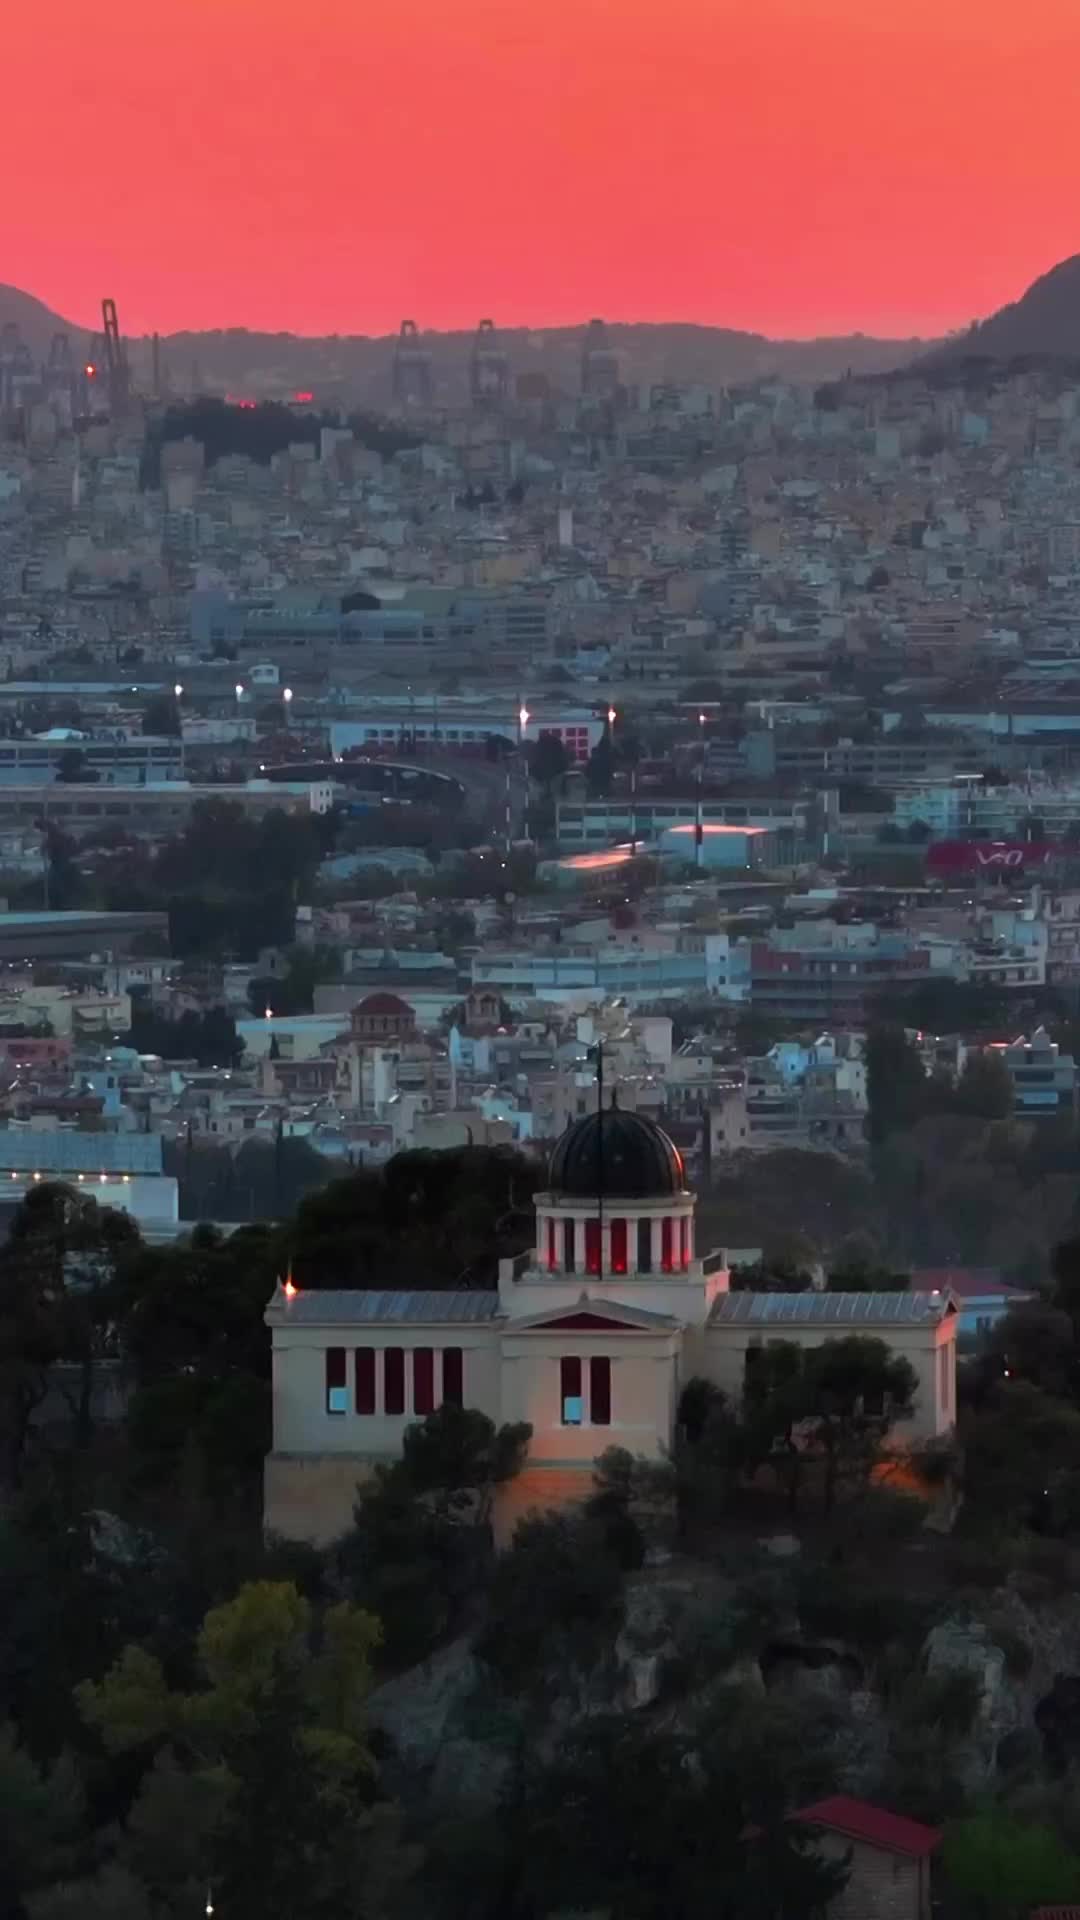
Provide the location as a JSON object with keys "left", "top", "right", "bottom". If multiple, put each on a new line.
{"left": 793, "top": 1796, "right": 940, "bottom": 1920}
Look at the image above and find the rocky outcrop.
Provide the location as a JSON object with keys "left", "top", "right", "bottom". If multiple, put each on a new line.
{"left": 366, "top": 1565, "right": 1080, "bottom": 1818}
{"left": 367, "top": 1638, "right": 517, "bottom": 1810}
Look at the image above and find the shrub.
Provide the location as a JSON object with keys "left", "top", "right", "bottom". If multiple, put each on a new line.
{"left": 479, "top": 1510, "right": 626, "bottom": 1687}
{"left": 901, "top": 1666, "right": 983, "bottom": 1738}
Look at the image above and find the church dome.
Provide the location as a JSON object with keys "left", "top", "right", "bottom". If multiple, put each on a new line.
{"left": 548, "top": 1105, "right": 686, "bottom": 1200}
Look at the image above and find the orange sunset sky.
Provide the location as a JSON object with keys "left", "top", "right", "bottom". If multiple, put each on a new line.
{"left": 5, "top": 0, "right": 1080, "bottom": 341}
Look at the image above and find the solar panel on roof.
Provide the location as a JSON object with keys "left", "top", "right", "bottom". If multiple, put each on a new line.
{"left": 0, "top": 1132, "right": 163, "bottom": 1175}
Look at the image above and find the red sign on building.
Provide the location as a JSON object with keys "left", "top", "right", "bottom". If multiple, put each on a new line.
{"left": 926, "top": 840, "right": 1053, "bottom": 875}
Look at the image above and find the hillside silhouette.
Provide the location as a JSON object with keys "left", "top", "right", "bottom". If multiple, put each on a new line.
{"left": 0, "top": 283, "right": 931, "bottom": 396}
{"left": 925, "top": 255, "right": 1080, "bottom": 368}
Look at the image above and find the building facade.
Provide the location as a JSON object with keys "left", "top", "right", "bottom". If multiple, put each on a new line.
{"left": 264, "top": 1108, "right": 958, "bottom": 1544}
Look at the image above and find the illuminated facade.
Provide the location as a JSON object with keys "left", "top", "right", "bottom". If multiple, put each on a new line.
{"left": 263, "top": 1109, "right": 958, "bottom": 1544}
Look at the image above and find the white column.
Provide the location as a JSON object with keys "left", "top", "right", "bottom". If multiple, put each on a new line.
{"left": 600, "top": 1220, "right": 612, "bottom": 1276}
{"left": 434, "top": 1348, "right": 444, "bottom": 1407}
{"left": 650, "top": 1216, "right": 663, "bottom": 1272}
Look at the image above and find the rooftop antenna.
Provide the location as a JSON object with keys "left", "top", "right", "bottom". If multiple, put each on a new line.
{"left": 594, "top": 1039, "right": 605, "bottom": 1272}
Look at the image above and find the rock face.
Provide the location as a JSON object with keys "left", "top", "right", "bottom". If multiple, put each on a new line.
{"left": 924, "top": 1618, "right": 1014, "bottom": 1790}
{"left": 365, "top": 1565, "right": 1080, "bottom": 1816}
{"left": 367, "top": 1638, "right": 516, "bottom": 1810}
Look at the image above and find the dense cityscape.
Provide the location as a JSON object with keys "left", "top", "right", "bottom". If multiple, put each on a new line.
{"left": 5, "top": 265, "right": 1080, "bottom": 1918}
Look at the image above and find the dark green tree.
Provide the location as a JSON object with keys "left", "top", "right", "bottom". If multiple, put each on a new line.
{"left": 866, "top": 1023, "right": 928, "bottom": 1146}
{"left": 527, "top": 732, "right": 570, "bottom": 789}
{"left": 54, "top": 749, "right": 97, "bottom": 785}
{"left": 950, "top": 1050, "right": 1014, "bottom": 1121}
{"left": 141, "top": 695, "right": 182, "bottom": 739}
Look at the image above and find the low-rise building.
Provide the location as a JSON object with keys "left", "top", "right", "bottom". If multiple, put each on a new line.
{"left": 264, "top": 1107, "right": 958, "bottom": 1545}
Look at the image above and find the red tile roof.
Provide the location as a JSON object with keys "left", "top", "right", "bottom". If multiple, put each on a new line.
{"left": 354, "top": 992, "right": 414, "bottom": 1016}
{"left": 792, "top": 1796, "right": 941, "bottom": 1860}
{"left": 911, "top": 1267, "right": 1026, "bottom": 1301}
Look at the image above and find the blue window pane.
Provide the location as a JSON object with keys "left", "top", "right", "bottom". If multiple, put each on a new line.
{"left": 327, "top": 1385, "right": 348, "bottom": 1415}
{"left": 562, "top": 1395, "right": 583, "bottom": 1426}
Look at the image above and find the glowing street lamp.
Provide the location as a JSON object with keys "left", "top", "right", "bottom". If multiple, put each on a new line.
{"left": 518, "top": 702, "right": 529, "bottom": 745}
{"left": 174, "top": 685, "right": 186, "bottom": 776}
{"left": 283, "top": 686, "right": 294, "bottom": 728}
{"left": 607, "top": 705, "right": 617, "bottom": 729}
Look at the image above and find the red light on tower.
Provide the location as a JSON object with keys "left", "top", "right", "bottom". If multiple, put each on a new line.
{"left": 84, "top": 363, "right": 97, "bottom": 379}
{"left": 293, "top": 390, "right": 314, "bottom": 404}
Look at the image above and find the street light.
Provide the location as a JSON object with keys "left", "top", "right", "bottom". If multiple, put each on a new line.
{"left": 695, "top": 713, "right": 707, "bottom": 869}
{"left": 607, "top": 705, "right": 617, "bottom": 729}
{"left": 174, "top": 685, "right": 186, "bottom": 778}
{"left": 518, "top": 702, "right": 529, "bottom": 744}
{"left": 283, "top": 687, "right": 293, "bottom": 729}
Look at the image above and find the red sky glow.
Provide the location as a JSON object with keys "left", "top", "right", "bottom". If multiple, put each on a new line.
{"left": 5, "top": 0, "right": 1080, "bottom": 340}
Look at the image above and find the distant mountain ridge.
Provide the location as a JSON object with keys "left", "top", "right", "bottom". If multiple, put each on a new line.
{"left": 0, "top": 283, "right": 932, "bottom": 396}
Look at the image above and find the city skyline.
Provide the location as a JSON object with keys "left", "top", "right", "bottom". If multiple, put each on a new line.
{"left": 6, "top": 0, "right": 1080, "bottom": 342}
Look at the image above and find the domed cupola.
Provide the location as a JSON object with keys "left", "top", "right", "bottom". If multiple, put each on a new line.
{"left": 535, "top": 1098, "right": 696, "bottom": 1281}
{"left": 548, "top": 1103, "right": 686, "bottom": 1201}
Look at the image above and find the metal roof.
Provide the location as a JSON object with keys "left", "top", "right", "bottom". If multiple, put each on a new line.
{"left": 708, "top": 1290, "right": 956, "bottom": 1328}
{"left": 0, "top": 1131, "right": 164, "bottom": 1175}
{"left": 793, "top": 1798, "right": 941, "bottom": 1860}
{"left": 267, "top": 1288, "right": 503, "bottom": 1326}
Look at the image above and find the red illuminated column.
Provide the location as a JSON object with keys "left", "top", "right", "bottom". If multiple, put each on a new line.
{"left": 610, "top": 1217, "right": 628, "bottom": 1274}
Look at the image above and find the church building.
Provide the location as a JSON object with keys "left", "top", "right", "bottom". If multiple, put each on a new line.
{"left": 264, "top": 1107, "right": 958, "bottom": 1544}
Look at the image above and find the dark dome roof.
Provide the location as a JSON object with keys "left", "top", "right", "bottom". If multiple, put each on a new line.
{"left": 548, "top": 1106, "right": 686, "bottom": 1200}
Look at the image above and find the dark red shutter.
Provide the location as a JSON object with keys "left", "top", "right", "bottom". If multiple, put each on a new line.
{"left": 355, "top": 1347, "right": 375, "bottom": 1415}
{"left": 585, "top": 1218, "right": 601, "bottom": 1274}
{"left": 547, "top": 1218, "right": 557, "bottom": 1270}
{"left": 610, "top": 1218, "right": 627, "bottom": 1273}
{"left": 661, "top": 1217, "right": 673, "bottom": 1272}
{"left": 442, "top": 1347, "right": 463, "bottom": 1406}
{"left": 413, "top": 1348, "right": 435, "bottom": 1416}
{"left": 590, "top": 1356, "right": 611, "bottom": 1427}
{"left": 326, "top": 1347, "right": 346, "bottom": 1413}
{"left": 384, "top": 1348, "right": 405, "bottom": 1415}
{"left": 681, "top": 1216, "right": 691, "bottom": 1270}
